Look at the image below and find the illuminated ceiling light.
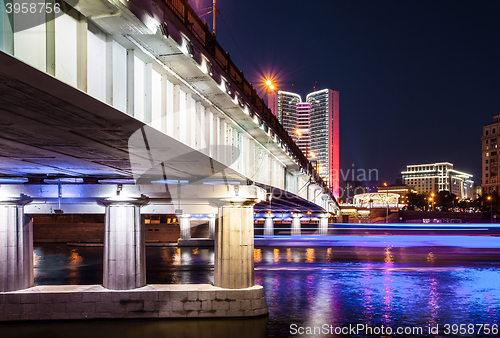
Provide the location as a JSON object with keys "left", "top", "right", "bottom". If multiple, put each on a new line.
{"left": 186, "top": 42, "right": 194, "bottom": 57}
{"left": 160, "top": 22, "right": 169, "bottom": 38}
{"left": 206, "top": 62, "right": 214, "bottom": 76}
{"left": 44, "top": 178, "right": 84, "bottom": 184}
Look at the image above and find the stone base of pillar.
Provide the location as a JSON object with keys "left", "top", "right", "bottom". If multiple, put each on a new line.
{"left": 0, "top": 284, "right": 268, "bottom": 320}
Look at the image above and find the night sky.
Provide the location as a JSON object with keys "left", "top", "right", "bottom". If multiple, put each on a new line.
{"left": 191, "top": 0, "right": 500, "bottom": 186}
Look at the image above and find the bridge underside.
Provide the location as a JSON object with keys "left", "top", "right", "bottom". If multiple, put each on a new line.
{"left": 0, "top": 51, "right": 242, "bottom": 184}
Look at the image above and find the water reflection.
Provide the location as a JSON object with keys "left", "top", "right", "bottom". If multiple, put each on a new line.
{"left": 273, "top": 248, "right": 280, "bottom": 263}
{"left": 1, "top": 316, "right": 269, "bottom": 338}
{"left": 27, "top": 244, "right": 500, "bottom": 338}
{"left": 255, "top": 246, "right": 500, "bottom": 338}
{"left": 254, "top": 248, "right": 262, "bottom": 263}
{"left": 305, "top": 248, "right": 315, "bottom": 263}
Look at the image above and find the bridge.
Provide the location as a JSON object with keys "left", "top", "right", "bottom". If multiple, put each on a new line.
{"left": 0, "top": 0, "right": 338, "bottom": 319}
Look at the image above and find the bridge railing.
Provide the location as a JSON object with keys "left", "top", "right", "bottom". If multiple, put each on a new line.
{"left": 162, "top": 0, "right": 332, "bottom": 198}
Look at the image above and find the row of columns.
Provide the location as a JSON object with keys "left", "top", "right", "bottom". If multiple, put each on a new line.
{"left": 263, "top": 213, "right": 330, "bottom": 237}
{"left": 0, "top": 196, "right": 256, "bottom": 292}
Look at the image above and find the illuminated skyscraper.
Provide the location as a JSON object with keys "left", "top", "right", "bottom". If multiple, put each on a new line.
{"left": 307, "top": 89, "right": 339, "bottom": 198}
{"left": 276, "top": 91, "right": 301, "bottom": 140}
{"left": 272, "top": 89, "right": 340, "bottom": 198}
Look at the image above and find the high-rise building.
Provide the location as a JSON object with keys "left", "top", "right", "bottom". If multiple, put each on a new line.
{"left": 400, "top": 162, "right": 473, "bottom": 199}
{"left": 276, "top": 91, "right": 301, "bottom": 141}
{"left": 482, "top": 115, "right": 500, "bottom": 195}
{"left": 272, "top": 89, "right": 339, "bottom": 198}
{"left": 307, "top": 89, "right": 339, "bottom": 198}
{"left": 295, "top": 102, "right": 311, "bottom": 154}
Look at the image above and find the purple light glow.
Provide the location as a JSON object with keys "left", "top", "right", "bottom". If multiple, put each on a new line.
{"left": 255, "top": 235, "right": 500, "bottom": 248}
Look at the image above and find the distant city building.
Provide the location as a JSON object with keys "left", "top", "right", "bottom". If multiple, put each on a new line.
{"left": 271, "top": 89, "right": 339, "bottom": 198}
{"left": 295, "top": 101, "right": 311, "bottom": 153}
{"left": 482, "top": 115, "right": 500, "bottom": 195}
{"left": 473, "top": 186, "right": 482, "bottom": 200}
{"left": 377, "top": 185, "right": 417, "bottom": 204}
{"left": 353, "top": 192, "right": 400, "bottom": 208}
{"left": 400, "top": 162, "right": 473, "bottom": 199}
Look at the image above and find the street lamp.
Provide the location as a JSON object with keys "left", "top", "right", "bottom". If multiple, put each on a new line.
{"left": 384, "top": 183, "right": 388, "bottom": 223}
{"left": 264, "top": 78, "right": 278, "bottom": 118}
{"left": 265, "top": 79, "right": 275, "bottom": 91}
{"left": 488, "top": 196, "right": 493, "bottom": 223}
{"left": 309, "top": 151, "right": 317, "bottom": 170}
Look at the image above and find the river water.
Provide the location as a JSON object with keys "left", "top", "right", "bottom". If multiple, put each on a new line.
{"left": 3, "top": 238, "right": 500, "bottom": 337}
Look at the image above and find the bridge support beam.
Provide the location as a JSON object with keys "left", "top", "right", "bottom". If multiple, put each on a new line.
{"left": 264, "top": 213, "right": 274, "bottom": 238}
{"left": 0, "top": 197, "right": 33, "bottom": 292}
{"left": 214, "top": 203, "right": 255, "bottom": 289}
{"left": 318, "top": 213, "right": 329, "bottom": 235}
{"left": 179, "top": 214, "right": 192, "bottom": 240}
{"left": 101, "top": 197, "right": 149, "bottom": 290}
{"left": 291, "top": 213, "right": 302, "bottom": 236}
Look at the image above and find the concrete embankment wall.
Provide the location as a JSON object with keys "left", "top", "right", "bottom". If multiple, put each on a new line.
{"left": 0, "top": 284, "right": 268, "bottom": 321}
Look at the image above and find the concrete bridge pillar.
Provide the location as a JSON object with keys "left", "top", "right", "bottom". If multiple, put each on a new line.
{"left": 101, "top": 197, "right": 149, "bottom": 290}
{"left": 208, "top": 214, "right": 216, "bottom": 240}
{"left": 214, "top": 202, "right": 256, "bottom": 289}
{"left": 264, "top": 213, "right": 274, "bottom": 238}
{"left": 291, "top": 213, "right": 302, "bottom": 236}
{"left": 0, "top": 196, "right": 33, "bottom": 292}
{"left": 179, "top": 214, "right": 192, "bottom": 240}
{"left": 318, "top": 213, "right": 329, "bottom": 235}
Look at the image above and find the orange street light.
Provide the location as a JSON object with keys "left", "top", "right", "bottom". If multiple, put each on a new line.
{"left": 488, "top": 196, "right": 493, "bottom": 223}
{"left": 265, "top": 79, "right": 275, "bottom": 91}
